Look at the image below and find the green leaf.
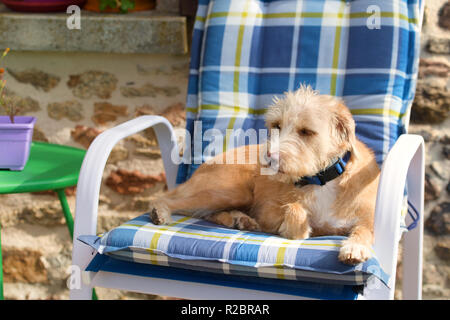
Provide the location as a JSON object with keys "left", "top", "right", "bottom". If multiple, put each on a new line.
{"left": 99, "top": 0, "right": 117, "bottom": 11}
{"left": 120, "top": 0, "right": 135, "bottom": 13}
{"left": 107, "top": 0, "right": 118, "bottom": 9}
{"left": 99, "top": 0, "right": 108, "bottom": 11}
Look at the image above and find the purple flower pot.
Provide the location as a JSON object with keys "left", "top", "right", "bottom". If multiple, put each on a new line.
{"left": 0, "top": 116, "right": 36, "bottom": 171}
{"left": 1, "top": 0, "right": 87, "bottom": 13}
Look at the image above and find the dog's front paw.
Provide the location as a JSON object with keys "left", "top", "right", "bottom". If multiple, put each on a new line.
{"left": 278, "top": 203, "right": 310, "bottom": 240}
{"left": 232, "top": 211, "right": 260, "bottom": 231}
{"left": 338, "top": 241, "right": 372, "bottom": 265}
{"left": 206, "top": 211, "right": 260, "bottom": 231}
{"left": 149, "top": 202, "right": 172, "bottom": 225}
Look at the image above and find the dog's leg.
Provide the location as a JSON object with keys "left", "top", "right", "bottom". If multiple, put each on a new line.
{"left": 149, "top": 188, "right": 252, "bottom": 225}
{"left": 338, "top": 224, "right": 374, "bottom": 265}
{"left": 278, "top": 203, "right": 311, "bottom": 240}
{"left": 205, "top": 210, "right": 260, "bottom": 231}
{"left": 149, "top": 200, "right": 173, "bottom": 225}
{"left": 149, "top": 166, "right": 254, "bottom": 225}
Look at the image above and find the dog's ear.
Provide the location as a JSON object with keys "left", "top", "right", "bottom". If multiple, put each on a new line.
{"left": 333, "top": 103, "right": 359, "bottom": 158}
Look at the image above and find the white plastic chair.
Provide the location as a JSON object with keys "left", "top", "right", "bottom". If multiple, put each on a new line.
{"left": 70, "top": 0, "right": 425, "bottom": 300}
{"left": 69, "top": 115, "right": 424, "bottom": 300}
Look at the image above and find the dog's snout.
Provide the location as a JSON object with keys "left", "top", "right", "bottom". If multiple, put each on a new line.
{"left": 269, "top": 151, "right": 279, "bottom": 161}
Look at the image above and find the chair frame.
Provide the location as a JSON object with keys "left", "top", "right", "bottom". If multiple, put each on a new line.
{"left": 69, "top": 115, "right": 424, "bottom": 300}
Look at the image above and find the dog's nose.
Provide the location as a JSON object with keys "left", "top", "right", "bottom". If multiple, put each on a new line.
{"left": 269, "top": 151, "right": 279, "bottom": 161}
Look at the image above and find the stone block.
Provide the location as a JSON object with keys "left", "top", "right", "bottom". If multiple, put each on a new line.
{"left": 92, "top": 102, "right": 128, "bottom": 125}
{"left": 426, "top": 202, "right": 450, "bottom": 235}
{"left": 3, "top": 247, "right": 48, "bottom": 283}
{"left": 0, "top": 7, "right": 187, "bottom": 55}
{"left": 105, "top": 169, "right": 166, "bottom": 194}
{"left": 418, "top": 58, "right": 450, "bottom": 78}
{"left": 161, "top": 102, "right": 185, "bottom": 127}
{"left": 435, "top": 238, "right": 450, "bottom": 261}
{"left": 411, "top": 82, "right": 450, "bottom": 124}
{"left": 7, "top": 68, "right": 60, "bottom": 92}
{"left": 32, "top": 126, "right": 49, "bottom": 142}
{"left": 438, "top": 1, "right": 450, "bottom": 30}
{"left": 121, "top": 82, "right": 180, "bottom": 98}
{"left": 47, "top": 100, "right": 84, "bottom": 122}
{"left": 70, "top": 125, "right": 101, "bottom": 149}
{"left": 427, "top": 37, "right": 450, "bottom": 54}
{"left": 1, "top": 88, "right": 40, "bottom": 114}
{"left": 67, "top": 71, "right": 117, "bottom": 99}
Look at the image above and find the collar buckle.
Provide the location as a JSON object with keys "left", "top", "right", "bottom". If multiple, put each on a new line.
{"left": 315, "top": 171, "right": 327, "bottom": 186}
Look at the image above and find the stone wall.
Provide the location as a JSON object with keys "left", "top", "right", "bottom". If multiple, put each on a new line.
{"left": 0, "top": 51, "right": 189, "bottom": 300}
{"left": 406, "top": 0, "right": 450, "bottom": 300}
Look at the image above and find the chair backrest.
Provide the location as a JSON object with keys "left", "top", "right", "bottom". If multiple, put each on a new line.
{"left": 177, "top": 0, "right": 424, "bottom": 184}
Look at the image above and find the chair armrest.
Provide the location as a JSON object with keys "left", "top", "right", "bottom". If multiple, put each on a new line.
{"left": 70, "top": 116, "right": 179, "bottom": 290}
{"left": 70, "top": 116, "right": 179, "bottom": 299}
{"left": 73, "top": 115, "right": 179, "bottom": 239}
{"left": 370, "top": 134, "right": 424, "bottom": 298}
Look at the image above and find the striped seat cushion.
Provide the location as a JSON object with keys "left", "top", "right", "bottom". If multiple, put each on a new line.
{"left": 78, "top": 213, "right": 389, "bottom": 287}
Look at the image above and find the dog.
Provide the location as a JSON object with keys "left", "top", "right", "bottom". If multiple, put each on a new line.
{"left": 149, "top": 85, "right": 380, "bottom": 265}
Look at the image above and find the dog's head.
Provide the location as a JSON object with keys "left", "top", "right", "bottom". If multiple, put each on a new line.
{"left": 262, "top": 85, "right": 357, "bottom": 182}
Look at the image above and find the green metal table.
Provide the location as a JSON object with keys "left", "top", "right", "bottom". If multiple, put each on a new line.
{"left": 0, "top": 141, "right": 96, "bottom": 299}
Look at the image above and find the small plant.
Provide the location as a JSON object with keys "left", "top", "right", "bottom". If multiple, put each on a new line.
{"left": 100, "top": 0, "right": 135, "bottom": 13}
{"left": 0, "top": 48, "right": 17, "bottom": 124}
{"left": 0, "top": 47, "right": 36, "bottom": 171}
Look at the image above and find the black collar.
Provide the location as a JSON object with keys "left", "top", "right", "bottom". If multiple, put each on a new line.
{"left": 294, "top": 151, "right": 351, "bottom": 188}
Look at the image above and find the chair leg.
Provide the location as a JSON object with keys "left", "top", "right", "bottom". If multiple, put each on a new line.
{"left": 0, "top": 223, "right": 4, "bottom": 300}
{"left": 92, "top": 288, "right": 98, "bottom": 300}
{"left": 402, "top": 217, "right": 423, "bottom": 299}
{"left": 55, "top": 189, "right": 97, "bottom": 300}
{"left": 402, "top": 140, "right": 424, "bottom": 300}
{"left": 69, "top": 241, "right": 96, "bottom": 300}
{"left": 56, "top": 189, "right": 74, "bottom": 239}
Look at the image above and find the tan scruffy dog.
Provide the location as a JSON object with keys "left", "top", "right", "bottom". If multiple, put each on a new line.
{"left": 149, "top": 86, "right": 380, "bottom": 265}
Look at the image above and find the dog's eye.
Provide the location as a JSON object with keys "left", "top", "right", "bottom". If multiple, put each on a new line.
{"left": 298, "top": 128, "right": 315, "bottom": 136}
{"left": 272, "top": 123, "right": 281, "bottom": 130}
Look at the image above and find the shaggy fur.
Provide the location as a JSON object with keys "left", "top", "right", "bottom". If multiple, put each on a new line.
{"left": 149, "top": 86, "right": 380, "bottom": 265}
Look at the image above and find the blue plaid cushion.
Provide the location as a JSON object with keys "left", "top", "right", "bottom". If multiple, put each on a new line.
{"left": 177, "top": 0, "right": 423, "bottom": 183}
{"left": 79, "top": 214, "right": 389, "bottom": 287}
